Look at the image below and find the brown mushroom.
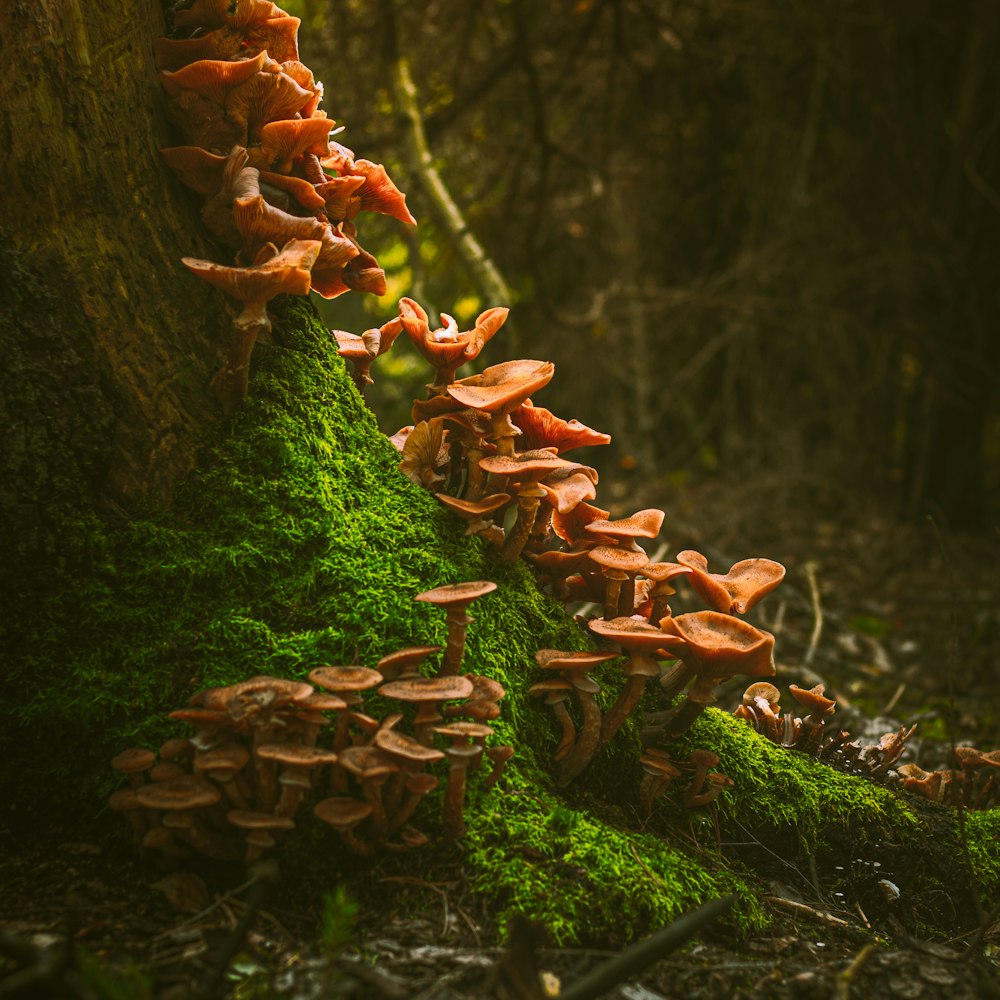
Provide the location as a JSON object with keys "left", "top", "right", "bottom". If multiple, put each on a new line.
{"left": 413, "top": 581, "right": 497, "bottom": 676}
{"left": 226, "top": 809, "right": 296, "bottom": 863}
{"left": 313, "top": 796, "right": 375, "bottom": 856}
{"left": 375, "top": 646, "right": 443, "bottom": 682}
{"left": 675, "top": 550, "right": 786, "bottom": 616}
{"left": 447, "top": 360, "right": 556, "bottom": 457}
{"left": 534, "top": 649, "right": 619, "bottom": 784}
{"left": 588, "top": 617, "right": 684, "bottom": 750}
{"left": 378, "top": 675, "right": 475, "bottom": 744}
{"left": 657, "top": 612, "right": 776, "bottom": 738}
{"left": 433, "top": 723, "right": 492, "bottom": 838}
{"left": 181, "top": 238, "right": 321, "bottom": 410}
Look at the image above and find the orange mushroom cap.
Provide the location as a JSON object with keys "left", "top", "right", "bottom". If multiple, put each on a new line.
{"left": 660, "top": 611, "right": 776, "bottom": 682}
{"left": 447, "top": 359, "right": 555, "bottom": 414}
{"left": 675, "top": 550, "right": 786, "bottom": 616}
{"left": 511, "top": 400, "right": 611, "bottom": 453}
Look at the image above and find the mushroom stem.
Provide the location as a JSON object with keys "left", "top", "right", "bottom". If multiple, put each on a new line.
{"left": 500, "top": 486, "right": 545, "bottom": 564}
{"left": 618, "top": 575, "right": 636, "bottom": 618}
{"left": 441, "top": 611, "right": 472, "bottom": 676}
{"left": 602, "top": 570, "right": 626, "bottom": 622}
{"left": 215, "top": 311, "right": 269, "bottom": 413}
{"left": 465, "top": 445, "right": 487, "bottom": 501}
{"left": 598, "top": 672, "right": 652, "bottom": 748}
{"left": 557, "top": 690, "right": 603, "bottom": 785}
{"left": 662, "top": 689, "right": 716, "bottom": 739}
{"left": 441, "top": 747, "right": 482, "bottom": 838}
{"left": 550, "top": 699, "right": 577, "bottom": 762}
{"left": 489, "top": 410, "right": 520, "bottom": 457}
{"left": 659, "top": 660, "right": 696, "bottom": 701}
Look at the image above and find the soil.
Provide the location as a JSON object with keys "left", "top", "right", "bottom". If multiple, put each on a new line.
{"left": 2, "top": 475, "right": 998, "bottom": 999}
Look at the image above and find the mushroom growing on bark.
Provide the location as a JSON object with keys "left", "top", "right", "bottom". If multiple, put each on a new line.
{"left": 181, "top": 238, "right": 321, "bottom": 411}
{"left": 447, "top": 360, "right": 556, "bottom": 457}
{"left": 398, "top": 297, "right": 509, "bottom": 394}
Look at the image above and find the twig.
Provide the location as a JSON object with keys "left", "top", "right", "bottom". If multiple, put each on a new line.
{"left": 764, "top": 895, "right": 852, "bottom": 930}
{"left": 382, "top": 0, "right": 512, "bottom": 309}
{"left": 882, "top": 682, "right": 906, "bottom": 716}
{"left": 802, "top": 560, "right": 823, "bottom": 667}
{"left": 833, "top": 943, "right": 877, "bottom": 1000}
{"left": 149, "top": 873, "right": 260, "bottom": 944}
{"left": 194, "top": 863, "right": 278, "bottom": 1000}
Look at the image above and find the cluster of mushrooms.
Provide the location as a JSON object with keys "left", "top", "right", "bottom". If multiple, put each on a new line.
{"left": 527, "top": 544, "right": 786, "bottom": 788}
{"left": 729, "top": 681, "right": 916, "bottom": 782}
{"left": 897, "top": 747, "right": 1000, "bottom": 809}
{"left": 109, "top": 582, "right": 512, "bottom": 864}
{"left": 156, "top": 0, "right": 415, "bottom": 411}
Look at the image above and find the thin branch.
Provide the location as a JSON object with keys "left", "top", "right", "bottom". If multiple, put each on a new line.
{"left": 382, "top": 0, "right": 512, "bottom": 309}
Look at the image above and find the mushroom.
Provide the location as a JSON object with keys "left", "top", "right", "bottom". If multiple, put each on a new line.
{"left": 585, "top": 509, "right": 665, "bottom": 616}
{"left": 433, "top": 723, "right": 492, "bottom": 838}
{"left": 226, "top": 809, "right": 296, "bottom": 863}
{"left": 638, "top": 750, "right": 681, "bottom": 820}
{"left": 313, "top": 797, "right": 375, "bottom": 856}
{"left": 375, "top": 646, "right": 443, "bottom": 682}
{"left": 787, "top": 683, "right": 837, "bottom": 754}
{"left": 399, "top": 417, "right": 451, "bottom": 491}
{"left": 398, "top": 298, "right": 509, "bottom": 394}
{"left": 308, "top": 666, "right": 383, "bottom": 753}
{"left": 657, "top": 612, "right": 776, "bottom": 739}
{"left": 336, "top": 746, "right": 399, "bottom": 841}
{"left": 193, "top": 743, "right": 253, "bottom": 810}
{"left": 510, "top": 399, "right": 611, "bottom": 454}
{"left": 440, "top": 408, "right": 495, "bottom": 501}
{"left": 483, "top": 746, "right": 515, "bottom": 789}
{"left": 638, "top": 562, "right": 693, "bottom": 624}
{"left": 534, "top": 649, "right": 619, "bottom": 784}
{"left": 588, "top": 617, "right": 686, "bottom": 749}
{"left": 111, "top": 748, "right": 156, "bottom": 788}
{"left": 413, "top": 581, "right": 497, "bottom": 676}
{"left": 135, "top": 776, "right": 235, "bottom": 861}
{"left": 478, "top": 451, "right": 591, "bottom": 564}
{"left": 443, "top": 674, "right": 506, "bottom": 722}
{"left": 181, "top": 237, "right": 322, "bottom": 411}
{"left": 435, "top": 492, "right": 511, "bottom": 547}
{"left": 674, "top": 550, "right": 786, "bottom": 616}
{"left": 373, "top": 728, "right": 444, "bottom": 830}
{"left": 256, "top": 744, "right": 339, "bottom": 818}
{"left": 446, "top": 360, "right": 556, "bottom": 457}
{"left": 332, "top": 316, "right": 403, "bottom": 394}
{"left": 377, "top": 675, "right": 475, "bottom": 745}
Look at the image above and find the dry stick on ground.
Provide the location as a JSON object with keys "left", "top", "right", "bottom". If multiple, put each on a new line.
{"left": 382, "top": 0, "right": 512, "bottom": 309}
{"left": 802, "top": 559, "right": 824, "bottom": 667}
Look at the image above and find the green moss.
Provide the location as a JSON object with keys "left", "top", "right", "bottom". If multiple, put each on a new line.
{"left": 962, "top": 808, "right": 1000, "bottom": 894}
{"left": 4, "top": 296, "right": 998, "bottom": 947}
{"left": 463, "top": 776, "right": 765, "bottom": 946}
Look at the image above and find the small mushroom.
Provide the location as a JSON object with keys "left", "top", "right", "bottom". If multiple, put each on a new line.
{"left": 226, "top": 809, "right": 296, "bottom": 863}
{"left": 413, "top": 581, "right": 497, "bottom": 676}
{"left": 313, "top": 797, "right": 375, "bottom": 856}
{"left": 433, "top": 723, "right": 492, "bottom": 838}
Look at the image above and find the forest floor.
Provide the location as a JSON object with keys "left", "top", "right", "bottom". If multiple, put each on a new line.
{"left": 2, "top": 474, "right": 998, "bottom": 999}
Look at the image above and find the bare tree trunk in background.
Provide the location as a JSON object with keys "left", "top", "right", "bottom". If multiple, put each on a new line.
{"left": 0, "top": 0, "right": 225, "bottom": 570}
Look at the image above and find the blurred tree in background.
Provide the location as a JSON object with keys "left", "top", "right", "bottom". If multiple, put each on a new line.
{"left": 291, "top": 0, "right": 999, "bottom": 531}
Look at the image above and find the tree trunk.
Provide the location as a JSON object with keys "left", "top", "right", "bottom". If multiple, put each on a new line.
{"left": 0, "top": 0, "right": 224, "bottom": 568}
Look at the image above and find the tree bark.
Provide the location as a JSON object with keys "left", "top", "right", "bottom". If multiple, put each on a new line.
{"left": 0, "top": 0, "right": 227, "bottom": 575}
